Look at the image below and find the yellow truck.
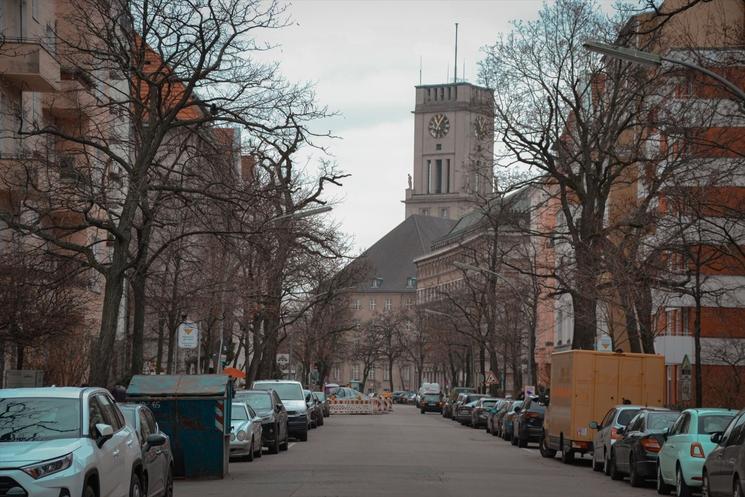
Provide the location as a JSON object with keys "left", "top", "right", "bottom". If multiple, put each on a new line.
{"left": 540, "top": 350, "right": 665, "bottom": 463}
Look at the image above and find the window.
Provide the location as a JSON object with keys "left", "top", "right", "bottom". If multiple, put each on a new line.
{"left": 403, "top": 367, "right": 411, "bottom": 382}
{"left": 407, "top": 298, "right": 415, "bottom": 307}
{"left": 351, "top": 299, "right": 360, "bottom": 310}
{"left": 137, "top": 410, "right": 151, "bottom": 446}
{"left": 434, "top": 159, "right": 443, "bottom": 193}
{"left": 371, "top": 278, "right": 382, "bottom": 288}
{"left": 384, "top": 299, "right": 392, "bottom": 311}
{"left": 97, "top": 394, "right": 123, "bottom": 431}
{"left": 88, "top": 397, "right": 107, "bottom": 436}
{"left": 600, "top": 409, "right": 615, "bottom": 429}
{"left": 726, "top": 413, "right": 745, "bottom": 446}
{"left": 426, "top": 160, "right": 432, "bottom": 193}
{"left": 369, "top": 366, "right": 375, "bottom": 380}
{"left": 332, "top": 366, "right": 341, "bottom": 380}
{"left": 406, "top": 277, "right": 416, "bottom": 288}
{"left": 32, "top": 0, "right": 40, "bottom": 21}
{"left": 351, "top": 364, "right": 360, "bottom": 381}
{"left": 369, "top": 299, "right": 376, "bottom": 311}
{"left": 444, "top": 159, "right": 450, "bottom": 192}
{"left": 384, "top": 367, "right": 390, "bottom": 381}
{"left": 421, "top": 208, "right": 430, "bottom": 216}
{"left": 435, "top": 144, "right": 442, "bottom": 151}
{"left": 440, "top": 208, "right": 449, "bottom": 218}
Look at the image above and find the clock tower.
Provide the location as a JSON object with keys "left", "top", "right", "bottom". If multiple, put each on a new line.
{"left": 404, "top": 82, "right": 494, "bottom": 220}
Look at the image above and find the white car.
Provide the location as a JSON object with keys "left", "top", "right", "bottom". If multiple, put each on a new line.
{"left": 0, "top": 387, "right": 144, "bottom": 497}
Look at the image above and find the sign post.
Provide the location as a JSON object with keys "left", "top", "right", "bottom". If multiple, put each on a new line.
{"left": 680, "top": 354, "right": 692, "bottom": 402}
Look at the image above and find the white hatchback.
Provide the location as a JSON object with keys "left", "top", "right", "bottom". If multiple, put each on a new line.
{"left": 0, "top": 387, "right": 143, "bottom": 497}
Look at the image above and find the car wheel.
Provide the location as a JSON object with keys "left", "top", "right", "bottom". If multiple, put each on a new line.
{"left": 609, "top": 452, "right": 623, "bottom": 481}
{"left": 269, "top": 424, "right": 281, "bottom": 454}
{"left": 421, "top": 409, "right": 425, "bottom": 414}
{"left": 246, "top": 437, "right": 255, "bottom": 461}
{"left": 561, "top": 447, "right": 574, "bottom": 464}
{"left": 734, "top": 477, "right": 743, "bottom": 497}
{"left": 280, "top": 428, "right": 289, "bottom": 451}
{"left": 518, "top": 436, "right": 527, "bottom": 448}
{"left": 539, "top": 437, "right": 557, "bottom": 458}
{"left": 83, "top": 484, "right": 96, "bottom": 497}
{"left": 511, "top": 434, "right": 518, "bottom": 446}
{"left": 592, "top": 454, "right": 604, "bottom": 472}
{"left": 604, "top": 451, "right": 611, "bottom": 476}
{"left": 255, "top": 438, "right": 263, "bottom": 458}
{"left": 702, "top": 471, "right": 711, "bottom": 497}
{"left": 657, "top": 465, "right": 673, "bottom": 495}
{"left": 129, "top": 471, "right": 143, "bottom": 497}
{"left": 318, "top": 415, "right": 324, "bottom": 427}
{"left": 165, "top": 467, "right": 174, "bottom": 497}
{"left": 675, "top": 466, "right": 692, "bottom": 497}
{"left": 629, "top": 455, "right": 643, "bottom": 487}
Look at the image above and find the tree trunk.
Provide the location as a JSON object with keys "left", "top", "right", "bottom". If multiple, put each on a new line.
{"left": 620, "top": 290, "right": 642, "bottom": 353}
{"left": 571, "top": 291, "right": 597, "bottom": 350}
{"left": 89, "top": 260, "right": 127, "bottom": 386}
{"left": 478, "top": 344, "right": 486, "bottom": 393}
{"left": 694, "top": 292, "right": 703, "bottom": 407}
{"left": 388, "top": 361, "right": 394, "bottom": 392}
{"left": 130, "top": 266, "right": 147, "bottom": 376}
{"left": 636, "top": 282, "right": 655, "bottom": 354}
{"left": 155, "top": 315, "right": 166, "bottom": 374}
{"left": 15, "top": 343, "right": 24, "bottom": 369}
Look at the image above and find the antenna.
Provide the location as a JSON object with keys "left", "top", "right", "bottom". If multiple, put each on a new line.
{"left": 446, "top": 63, "right": 449, "bottom": 83}
{"left": 454, "top": 22, "right": 459, "bottom": 84}
{"left": 419, "top": 56, "right": 422, "bottom": 85}
{"left": 463, "top": 59, "right": 466, "bottom": 82}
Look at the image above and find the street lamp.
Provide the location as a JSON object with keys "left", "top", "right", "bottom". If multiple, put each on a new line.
{"left": 582, "top": 40, "right": 745, "bottom": 103}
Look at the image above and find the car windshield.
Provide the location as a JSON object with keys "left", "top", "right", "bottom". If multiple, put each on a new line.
{"left": 0, "top": 397, "right": 81, "bottom": 442}
{"left": 232, "top": 404, "right": 249, "bottom": 421}
{"left": 483, "top": 400, "right": 498, "bottom": 408}
{"left": 699, "top": 414, "right": 736, "bottom": 434}
{"left": 511, "top": 402, "right": 524, "bottom": 411}
{"left": 647, "top": 412, "right": 681, "bottom": 430}
{"left": 424, "top": 394, "right": 440, "bottom": 402}
{"left": 617, "top": 409, "right": 640, "bottom": 426}
{"left": 254, "top": 382, "right": 304, "bottom": 401}
{"left": 237, "top": 392, "right": 272, "bottom": 410}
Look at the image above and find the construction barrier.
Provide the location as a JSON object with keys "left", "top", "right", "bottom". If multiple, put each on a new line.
{"left": 329, "top": 398, "right": 393, "bottom": 415}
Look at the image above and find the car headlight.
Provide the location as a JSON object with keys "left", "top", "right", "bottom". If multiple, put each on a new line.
{"left": 22, "top": 453, "right": 73, "bottom": 480}
{"left": 237, "top": 430, "right": 247, "bottom": 441}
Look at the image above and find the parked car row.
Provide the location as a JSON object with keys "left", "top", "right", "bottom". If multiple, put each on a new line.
{"left": 463, "top": 394, "right": 745, "bottom": 497}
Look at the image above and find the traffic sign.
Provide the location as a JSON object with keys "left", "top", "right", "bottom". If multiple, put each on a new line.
{"left": 178, "top": 322, "right": 199, "bottom": 349}
{"left": 276, "top": 353, "right": 290, "bottom": 372}
{"left": 596, "top": 333, "right": 612, "bottom": 353}
{"left": 484, "top": 371, "right": 498, "bottom": 386}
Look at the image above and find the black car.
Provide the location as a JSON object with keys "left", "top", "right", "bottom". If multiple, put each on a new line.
{"left": 608, "top": 408, "right": 680, "bottom": 486}
{"left": 305, "top": 389, "right": 325, "bottom": 428}
{"left": 420, "top": 393, "right": 444, "bottom": 413}
{"left": 235, "top": 389, "right": 290, "bottom": 454}
{"left": 703, "top": 408, "right": 745, "bottom": 497}
{"left": 512, "top": 397, "right": 546, "bottom": 448}
{"left": 471, "top": 398, "right": 501, "bottom": 428}
{"left": 454, "top": 394, "right": 488, "bottom": 425}
{"left": 118, "top": 403, "right": 174, "bottom": 497}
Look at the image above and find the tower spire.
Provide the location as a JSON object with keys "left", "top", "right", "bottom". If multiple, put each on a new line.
{"left": 454, "top": 23, "right": 459, "bottom": 84}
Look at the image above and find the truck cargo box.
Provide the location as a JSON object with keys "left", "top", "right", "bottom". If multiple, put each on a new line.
{"left": 542, "top": 350, "right": 665, "bottom": 461}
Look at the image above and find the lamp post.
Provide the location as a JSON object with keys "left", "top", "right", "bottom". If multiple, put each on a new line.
{"left": 582, "top": 40, "right": 745, "bottom": 103}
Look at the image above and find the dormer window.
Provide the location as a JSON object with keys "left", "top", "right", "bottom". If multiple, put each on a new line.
{"left": 371, "top": 278, "right": 383, "bottom": 289}
{"left": 406, "top": 277, "right": 417, "bottom": 288}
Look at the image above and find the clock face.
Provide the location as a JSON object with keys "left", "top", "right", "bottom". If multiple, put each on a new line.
{"left": 474, "top": 116, "right": 489, "bottom": 140}
{"left": 428, "top": 114, "right": 450, "bottom": 139}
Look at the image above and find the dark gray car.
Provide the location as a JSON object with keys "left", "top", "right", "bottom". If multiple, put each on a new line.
{"left": 235, "top": 389, "right": 289, "bottom": 454}
{"left": 119, "top": 403, "right": 174, "bottom": 497}
{"left": 703, "top": 408, "right": 745, "bottom": 497}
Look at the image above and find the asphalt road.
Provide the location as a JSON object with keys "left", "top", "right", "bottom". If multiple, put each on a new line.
{"left": 175, "top": 405, "right": 657, "bottom": 497}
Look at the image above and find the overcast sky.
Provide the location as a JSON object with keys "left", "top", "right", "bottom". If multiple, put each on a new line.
{"left": 262, "top": 1, "right": 613, "bottom": 254}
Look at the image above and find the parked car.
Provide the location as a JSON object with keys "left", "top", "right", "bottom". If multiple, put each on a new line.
{"left": 702, "top": 407, "right": 745, "bottom": 497}
{"left": 304, "top": 389, "right": 324, "bottom": 428}
{"left": 420, "top": 393, "right": 444, "bottom": 414}
{"left": 332, "top": 387, "right": 366, "bottom": 400}
{"left": 443, "top": 387, "right": 476, "bottom": 418}
{"left": 253, "top": 380, "right": 310, "bottom": 442}
{"left": 502, "top": 400, "right": 524, "bottom": 441}
{"left": 608, "top": 409, "right": 680, "bottom": 486}
{"left": 513, "top": 397, "right": 546, "bottom": 447}
{"left": 0, "top": 387, "right": 143, "bottom": 497}
{"left": 657, "top": 408, "right": 737, "bottom": 496}
{"left": 450, "top": 392, "right": 470, "bottom": 421}
{"left": 471, "top": 398, "right": 501, "bottom": 428}
{"left": 230, "top": 401, "right": 263, "bottom": 461}
{"left": 454, "top": 394, "right": 488, "bottom": 425}
{"left": 235, "top": 389, "right": 289, "bottom": 454}
{"left": 486, "top": 399, "right": 510, "bottom": 435}
{"left": 590, "top": 404, "right": 644, "bottom": 474}
{"left": 119, "top": 403, "right": 174, "bottom": 497}
{"left": 313, "top": 391, "right": 330, "bottom": 417}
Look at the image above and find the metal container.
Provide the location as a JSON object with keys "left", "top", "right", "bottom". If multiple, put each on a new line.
{"left": 126, "top": 374, "right": 234, "bottom": 479}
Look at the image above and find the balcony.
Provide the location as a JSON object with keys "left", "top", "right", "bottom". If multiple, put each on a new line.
{"left": 43, "top": 78, "right": 96, "bottom": 119}
{"left": 0, "top": 39, "right": 60, "bottom": 92}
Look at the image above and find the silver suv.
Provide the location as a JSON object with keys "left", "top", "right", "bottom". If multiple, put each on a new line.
{"left": 0, "top": 387, "right": 143, "bottom": 497}
{"left": 590, "top": 404, "right": 644, "bottom": 474}
{"left": 252, "top": 380, "right": 309, "bottom": 442}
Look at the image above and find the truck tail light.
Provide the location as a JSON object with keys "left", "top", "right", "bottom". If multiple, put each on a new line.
{"left": 525, "top": 412, "right": 540, "bottom": 419}
{"left": 640, "top": 437, "right": 661, "bottom": 453}
{"left": 690, "top": 442, "right": 705, "bottom": 458}
{"left": 611, "top": 427, "right": 620, "bottom": 440}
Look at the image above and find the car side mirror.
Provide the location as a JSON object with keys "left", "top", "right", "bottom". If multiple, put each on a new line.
{"left": 95, "top": 423, "right": 114, "bottom": 448}
{"left": 589, "top": 421, "right": 599, "bottom": 430}
{"left": 146, "top": 433, "right": 167, "bottom": 449}
{"left": 275, "top": 404, "right": 282, "bottom": 413}
{"left": 616, "top": 426, "right": 626, "bottom": 436}
{"left": 711, "top": 432, "right": 723, "bottom": 444}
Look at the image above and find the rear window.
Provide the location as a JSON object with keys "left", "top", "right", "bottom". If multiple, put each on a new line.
{"left": 699, "top": 414, "right": 736, "bottom": 434}
{"left": 483, "top": 400, "right": 498, "bottom": 408}
{"left": 648, "top": 412, "right": 681, "bottom": 431}
{"left": 528, "top": 404, "right": 545, "bottom": 413}
{"left": 617, "top": 409, "right": 641, "bottom": 426}
{"left": 424, "top": 394, "right": 441, "bottom": 402}
{"left": 236, "top": 392, "right": 272, "bottom": 410}
{"left": 253, "top": 382, "right": 304, "bottom": 401}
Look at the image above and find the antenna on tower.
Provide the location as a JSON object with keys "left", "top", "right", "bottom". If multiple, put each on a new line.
{"left": 454, "top": 22, "right": 459, "bottom": 84}
{"left": 419, "top": 56, "right": 423, "bottom": 85}
{"left": 463, "top": 59, "right": 466, "bottom": 82}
